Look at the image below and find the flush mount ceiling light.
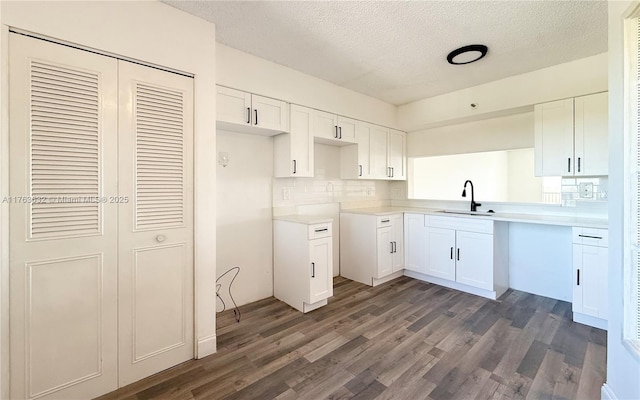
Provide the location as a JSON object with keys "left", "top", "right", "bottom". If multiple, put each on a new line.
{"left": 447, "top": 44, "right": 488, "bottom": 65}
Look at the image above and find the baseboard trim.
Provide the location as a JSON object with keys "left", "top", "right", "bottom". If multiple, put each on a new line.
{"left": 602, "top": 383, "right": 618, "bottom": 400}
{"left": 404, "top": 270, "right": 498, "bottom": 300}
{"left": 197, "top": 334, "right": 217, "bottom": 359}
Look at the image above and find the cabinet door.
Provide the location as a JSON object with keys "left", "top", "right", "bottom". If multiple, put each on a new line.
{"left": 455, "top": 231, "right": 493, "bottom": 290}
{"left": 534, "top": 98, "right": 574, "bottom": 176}
{"left": 252, "top": 94, "right": 288, "bottom": 132}
{"left": 391, "top": 215, "right": 404, "bottom": 272}
{"left": 338, "top": 116, "right": 358, "bottom": 143}
{"left": 370, "top": 125, "right": 389, "bottom": 179}
{"left": 425, "top": 227, "right": 456, "bottom": 281}
{"left": 315, "top": 110, "right": 339, "bottom": 140}
{"left": 573, "top": 244, "right": 608, "bottom": 319}
{"left": 357, "top": 123, "right": 372, "bottom": 178}
{"left": 309, "top": 237, "right": 333, "bottom": 304}
{"left": 289, "top": 104, "right": 314, "bottom": 177}
{"left": 388, "top": 130, "right": 406, "bottom": 180}
{"left": 575, "top": 92, "right": 608, "bottom": 176}
{"left": 376, "top": 226, "right": 394, "bottom": 278}
{"left": 405, "top": 214, "right": 426, "bottom": 273}
{"left": 217, "top": 86, "right": 251, "bottom": 126}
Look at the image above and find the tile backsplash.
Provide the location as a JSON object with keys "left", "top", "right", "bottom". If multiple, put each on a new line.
{"left": 273, "top": 178, "right": 390, "bottom": 208}
{"left": 560, "top": 176, "right": 608, "bottom": 207}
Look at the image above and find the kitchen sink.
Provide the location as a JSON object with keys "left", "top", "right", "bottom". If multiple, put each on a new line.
{"left": 439, "top": 210, "right": 494, "bottom": 216}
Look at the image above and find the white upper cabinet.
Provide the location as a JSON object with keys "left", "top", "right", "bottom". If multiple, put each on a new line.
{"left": 216, "top": 86, "right": 289, "bottom": 135}
{"left": 388, "top": 129, "right": 406, "bottom": 180}
{"left": 274, "top": 104, "right": 314, "bottom": 178}
{"left": 574, "top": 92, "right": 608, "bottom": 176}
{"left": 369, "top": 124, "right": 389, "bottom": 179}
{"left": 252, "top": 94, "right": 289, "bottom": 132}
{"left": 340, "top": 123, "right": 407, "bottom": 181}
{"left": 534, "top": 98, "right": 575, "bottom": 176}
{"left": 217, "top": 86, "right": 252, "bottom": 125}
{"left": 315, "top": 110, "right": 338, "bottom": 140}
{"left": 313, "top": 110, "right": 357, "bottom": 144}
{"left": 534, "top": 92, "right": 608, "bottom": 177}
{"left": 337, "top": 116, "right": 358, "bottom": 143}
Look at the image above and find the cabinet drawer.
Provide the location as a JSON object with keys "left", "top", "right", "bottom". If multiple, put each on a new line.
{"left": 572, "top": 227, "right": 608, "bottom": 247}
{"left": 376, "top": 215, "right": 395, "bottom": 228}
{"left": 308, "top": 223, "right": 332, "bottom": 240}
{"left": 427, "top": 215, "right": 493, "bottom": 234}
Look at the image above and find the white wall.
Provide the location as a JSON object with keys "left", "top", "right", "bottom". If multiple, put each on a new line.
{"left": 407, "top": 112, "right": 534, "bottom": 158}
{"left": 0, "top": 3, "right": 217, "bottom": 396}
{"left": 217, "top": 44, "right": 398, "bottom": 128}
{"left": 216, "top": 131, "right": 274, "bottom": 307}
{"left": 508, "top": 223, "right": 572, "bottom": 302}
{"left": 398, "top": 53, "right": 608, "bottom": 131}
{"left": 606, "top": 2, "right": 640, "bottom": 400}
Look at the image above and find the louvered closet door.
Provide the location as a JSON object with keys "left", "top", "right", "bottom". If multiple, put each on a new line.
{"left": 117, "top": 61, "right": 194, "bottom": 386}
{"left": 9, "top": 34, "right": 119, "bottom": 399}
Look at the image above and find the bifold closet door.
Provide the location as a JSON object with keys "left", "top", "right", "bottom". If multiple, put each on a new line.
{"left": 117, "top": 61, "right": 194, "bottom": 386}
{"left": 9, "top": 34, "right": 119, "bottom": 399}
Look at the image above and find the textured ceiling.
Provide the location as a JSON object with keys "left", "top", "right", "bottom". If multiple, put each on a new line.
{"left": 163, "top": 1, "right": 607, "bottom": 106}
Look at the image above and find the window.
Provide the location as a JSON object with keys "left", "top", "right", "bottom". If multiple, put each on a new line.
{"left": 408, "top": 148, "right": 562, "bottom": 204}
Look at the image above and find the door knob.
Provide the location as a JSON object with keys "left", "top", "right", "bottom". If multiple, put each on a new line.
{"left": 156, "top": 235, "right": 166, "bottom": 243}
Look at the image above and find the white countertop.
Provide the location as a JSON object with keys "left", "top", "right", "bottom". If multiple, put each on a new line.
{"left": 273, "top": 214, "right": 334, "bottom": 225}
{"left": 340, "top": 207, "right": 608, "bottom": 229}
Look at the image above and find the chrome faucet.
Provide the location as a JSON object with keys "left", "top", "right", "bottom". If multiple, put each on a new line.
{"left": 462, "top": 180, "right": 481, "bottom": 212}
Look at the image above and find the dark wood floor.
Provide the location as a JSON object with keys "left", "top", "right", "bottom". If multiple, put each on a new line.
{"left": 97, "top": 276, "right": 606, "bottom": 400}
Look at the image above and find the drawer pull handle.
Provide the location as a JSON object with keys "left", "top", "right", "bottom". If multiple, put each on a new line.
{"left": 339, "top": 126, "right": 342, "bottom": 139}
{"left": 246, "top": 107, "right": 251, "bottom": 124}
{"left": 156, "top": 235, "right": 166, "bottom": 243}
{"left": 457, "top": 248, "right": 460, "bottom": 261}
{"left": 335, "top": 125, "right": 339, "bottom": 138}
{"left": 311, "top": 262, "right": 315, "bottom": 278}
{"left": 359, "top": 165, "right": 363, "bottom": 177}
{"left": 381, "top": 219, "right": 390, "bottom": 223}
{"left": 450, "top": 247, "right": 453, "bottom": 260}
{"left": 293, "top": 159, "right": 297, "bottom": 174}
{"left": 568, "top": 157, "right": 571, "bottom": 173}
{"left": 577, "top": 269, "right": 580, "bottom": 286}
{"left": 254, "top": 109, "right": 258, "bottom": 125}
{"left": 578, "top": 234, "right": 603, "bottom": 239}
{"left": 314, "top": 228, "right": 328, "bottom": 233}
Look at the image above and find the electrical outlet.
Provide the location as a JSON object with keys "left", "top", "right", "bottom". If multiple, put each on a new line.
{"left": 282, "top": 188, "right": 291, "bottom": 200}
{"left": 578, "top": 182, "right": 593, "bottom": 199}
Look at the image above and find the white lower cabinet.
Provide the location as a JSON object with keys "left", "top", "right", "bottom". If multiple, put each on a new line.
{"left": 425, "top": 227, "right": 456, "bottom": 281}
{"left": 404, "top": 213, "right": 427, "bottom": 274}
{"left": 274, "top": 219, "right": 333, "bottom": 312}
{"left": 455, "top": 231, "right": 494, "bottom": 291}
{"left": 341, "top": 213, "right": 404, "bottom": 286}
{"left": 572, "top": 227, "right": 608, "bottom": 330}
{"left": 404, "top": 214, "right": 508, "bottom": 300}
